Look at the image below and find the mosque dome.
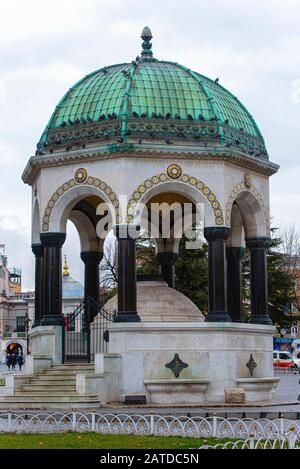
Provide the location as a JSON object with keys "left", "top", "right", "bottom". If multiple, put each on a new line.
{"left": 62, "top": 256, "right": 84, "bottom": 299}
{"left": 37, "top": 27, "right": 267, "bottom": 159}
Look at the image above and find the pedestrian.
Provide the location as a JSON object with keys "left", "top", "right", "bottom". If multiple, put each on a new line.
{"left": 17, "top": 354, "right": 24, "bottom": 371}
{"left": 6, "top": 353, "right": 11, "bottom": 371}
{"left": 11, "top": 352, "right": 17, "bottom": 371}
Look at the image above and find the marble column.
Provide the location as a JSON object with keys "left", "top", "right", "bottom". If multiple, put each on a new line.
{"left": 31, "top": 243, "right": 44, "bottom": 328}
{"left": 226, "top": 247, "right": 245, "bottom": 322}
{"left": 40, "top": 232, "right": 66, "bottom": 326}
{"left": 204, "top": 227, "right": 231, "bottom": 322}
{"left": 246, "top": 237, "right": 272, "bottom": 325}
{"left": 156, "top": 252, "right": 179, "bottom": 288}
{"left": 114, "top": 224, "right": 141, "bottom": 322}
{"left": 80, "top": 251, "right": 103, "bottom": 321}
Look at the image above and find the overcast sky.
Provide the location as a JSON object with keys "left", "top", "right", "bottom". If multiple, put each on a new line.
{"left": 0, "top": 0, "right": 299, "bottom": 289}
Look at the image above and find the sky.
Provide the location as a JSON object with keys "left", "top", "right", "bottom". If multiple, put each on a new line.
{"left": 0, "top": 0, "right": 300, "bottom": 290}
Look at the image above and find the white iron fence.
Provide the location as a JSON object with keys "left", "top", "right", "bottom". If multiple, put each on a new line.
{"left": 0, "top": 412, "right": 299, "bottom": 438}
{"left": 200, "top": 432, "right": 300, "bottom": 449}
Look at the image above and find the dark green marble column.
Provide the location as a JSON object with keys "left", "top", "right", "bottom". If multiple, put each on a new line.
{"left": 81, "top": 251, "right": 103, "bottom": 321}
{"left": 31, "top": 243, "right": 44, "bottom": 328}
{"left": 156, "top": 252, "right": 179, "bottom": 288}
{"left": 204, "top": 227, "right": 231, "bottom": 322}
{"left": 114, "top": 225, "right": 141, "bottom": 323}
{"left": 226, "top": 247, "right": 245, "bottom": 322}
{"left": 246, "top": 237, "right": 272, "bottom": 325}
{"left": 40, "top": 232, "right": 66, "bottom": 326}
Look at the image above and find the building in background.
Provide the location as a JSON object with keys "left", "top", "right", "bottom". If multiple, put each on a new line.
{"left": 0, "top": 247, "right": 84, "bottom": 364}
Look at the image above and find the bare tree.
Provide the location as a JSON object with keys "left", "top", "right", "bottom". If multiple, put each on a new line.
{"left": 279, "top": 224, "right": 300, "bottom": 313}
{"left": 99, "top": 238, "right": 118, "bottom": 288}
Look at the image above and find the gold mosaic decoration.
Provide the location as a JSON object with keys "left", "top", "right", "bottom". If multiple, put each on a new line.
{"left": 74, "top": 168, "right": 88, "bottom": 183}
{"left": 127, "top": 171, "right": 224, "bottom": 225}
{"left": 167, "top": 164, "right": 182, "bottom": 180}
{"left": 225, "top": 181, "right": 270, "bottom": 233}
{"left": 42, "top": 176, "right": 120, "bottom": 232}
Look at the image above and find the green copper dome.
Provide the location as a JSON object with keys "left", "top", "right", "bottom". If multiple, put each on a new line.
{"left": 38, "top": 28, "right": 267, "bottom": 158}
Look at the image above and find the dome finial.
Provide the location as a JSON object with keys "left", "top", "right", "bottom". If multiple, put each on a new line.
{"left": 141, "top": 26, "right": 153, "bottom": 60}
{"left": 63, "top": 255, "right": 70, "bottom": 277}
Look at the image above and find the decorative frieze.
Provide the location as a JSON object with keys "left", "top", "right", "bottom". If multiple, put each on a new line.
{"left": 42, "top": 171, "right": 120, "bottom": 232}
{"left": 127, "top": 168, "right": 224, "bottom": 225}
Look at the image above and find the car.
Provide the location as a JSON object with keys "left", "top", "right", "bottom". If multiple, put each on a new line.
{"left": 273, "top": 350, "right": 297, "bottom": 370}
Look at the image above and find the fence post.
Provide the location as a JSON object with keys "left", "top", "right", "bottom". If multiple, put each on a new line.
{"left": 287, "top": 426, "right": 296, "bottom": 449}
{"left": 150, "top": 412, "right": 155, "bottom": 436}
{"left": 249, "top": 432, "right": 255, "bottom": 449}
{"left": 91, "top": 409, "right": 96, "bottom": 432}
{"left": 7, "top": 411, "right": 12, "bottom": 432}
{"left": 72, "top": 409, "right": 77, "bottom": 432}
{"left": 212, "top": 413, "right": 217, "bottom": 437}
{"left": 280, "top": 414, "right": 284, "bottom": 435}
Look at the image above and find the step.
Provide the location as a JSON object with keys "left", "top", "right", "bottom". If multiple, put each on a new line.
{"left": 32, "top": 375, "right": 76, "bottom": 382}
{"left": 21, "top": 385, "right": 76, "bottom": 392}
{"left": 51, "top": 365, "right": 95, "bottom": 370}
{"left": 5, "top": 394, "right": 99, "bottom": 401}
{"left": 15, "top": 392, "right": 86, "bottom": 397}
{"left": 42, "top": 370, "right": 91, "bottom": 376}
{"left": 24, "top": 379, "right": 76, "bottom": 386}
{"left": 51, "top": 363, "right": 95, "bottom": 367}
{"left": 0, "top": 397, "right": 101, "bottom": 410}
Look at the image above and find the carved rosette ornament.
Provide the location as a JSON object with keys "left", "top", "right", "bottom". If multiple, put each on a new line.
{"left": 75, "top": 168, "right": 88, "bottom": 184}
{"left": 167, "top": 164, "right": 182, "bottom": 180}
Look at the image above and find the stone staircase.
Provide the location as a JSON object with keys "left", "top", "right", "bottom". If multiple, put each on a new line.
{"left": 0, "top": 363, "right": 101, "bottom": 409}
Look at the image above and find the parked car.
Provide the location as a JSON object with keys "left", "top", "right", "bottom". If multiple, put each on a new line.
{"left": 273, "top": 350, "right": 298, "bottom": 370}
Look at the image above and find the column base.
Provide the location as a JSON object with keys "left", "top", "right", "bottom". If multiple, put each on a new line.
{"left": 40, "top": 316, "right": 65, "bottom": 326}
{"left": 248, "top": 315, "right": 273, "bottom": 325}
{"left": 114, "top": 312, "right": 141, "bottom": 323}
{"left": 205, "top": 312, "right": 232, "bottom": 322}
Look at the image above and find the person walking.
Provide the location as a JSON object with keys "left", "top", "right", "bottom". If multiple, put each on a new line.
{"left": 11, "top": 352, "right": 17, "bottom": 371}
{"left": 6, "top": 353, "right": 11, "bottom": 371}
{"left": 17, "top": 353, "right": 24, "bottom": 372}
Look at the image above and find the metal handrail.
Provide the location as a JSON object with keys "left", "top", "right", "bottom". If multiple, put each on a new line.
{"left": 64, "top": 299, "right": 85, "bottom": 325}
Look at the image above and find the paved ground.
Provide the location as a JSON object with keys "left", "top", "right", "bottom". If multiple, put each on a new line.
{"left": 100, "top": 372, "right": 300, "bottom": 418}
{"left": 1, "top": 366, "right": 300, "bottom": 417}
{"left": 0, "top": 364, "right": 24, "bottom": 374}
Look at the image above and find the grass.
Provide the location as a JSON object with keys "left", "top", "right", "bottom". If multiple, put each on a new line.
{"left": 0, "top": 433, "right": 231, "bottom": 449}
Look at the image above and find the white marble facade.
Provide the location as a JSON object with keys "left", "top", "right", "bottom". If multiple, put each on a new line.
{"left": 27, "top": 154, "right": 273, "bottom": 244}
{"left": 107, "top": 322, "right": 279, "bottom": 404}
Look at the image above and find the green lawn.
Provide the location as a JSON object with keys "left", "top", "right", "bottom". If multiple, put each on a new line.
{"left": 0, "top": 433, "right": 229, "bottom": 449}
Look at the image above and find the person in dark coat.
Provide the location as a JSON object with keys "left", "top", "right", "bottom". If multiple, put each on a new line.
{"left": 17, "top": 354, "right": 24, "bottom": 371}
{"left": 11, "top": 352, "right": 17, "bottom": 371}
{"left": 6, "top": 353, "right": 11, "bottom": 371}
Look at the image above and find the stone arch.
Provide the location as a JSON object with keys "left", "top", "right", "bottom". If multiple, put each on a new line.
{"left": 68, "top": 210, "right": 103, "bottom": 252}
{"left": 225, "top": 181, "right": 269, "bottom": 237}
{"left": 226, "top": 203, "right": 245, "bottom": 248}
{"left": 127, "top": 171, "right": 224, "bottom": 227}
{"left": 42, "top": 175, "right": 121, "bottom": 233}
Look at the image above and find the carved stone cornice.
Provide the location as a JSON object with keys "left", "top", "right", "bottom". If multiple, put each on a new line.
{"left": 22, "top": 142, "right": 279, "bottom": 186}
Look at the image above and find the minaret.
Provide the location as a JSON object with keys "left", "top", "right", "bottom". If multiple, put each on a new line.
{"left": 63, "top": 255, "right": 70, "bottom": 277}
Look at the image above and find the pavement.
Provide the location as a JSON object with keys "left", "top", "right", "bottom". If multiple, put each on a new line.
{"left": 100, "top": 372, "right": 300, "bottom": 418}
{"left": 1, "top": 365, "right": 300, "bottom": 417}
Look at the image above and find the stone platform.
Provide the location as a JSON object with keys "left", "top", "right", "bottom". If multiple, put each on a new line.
{"left": 107, "top": 321, "right": 278, "bottom": 405}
